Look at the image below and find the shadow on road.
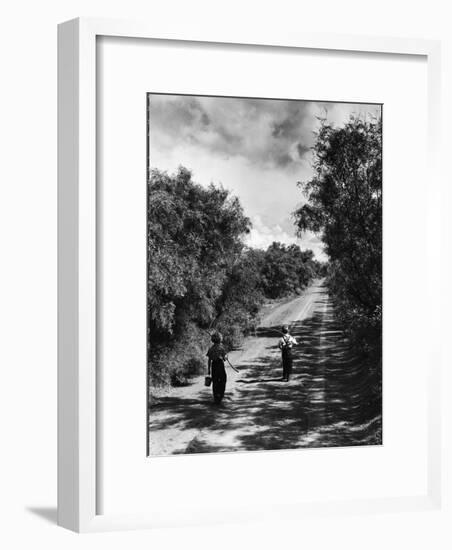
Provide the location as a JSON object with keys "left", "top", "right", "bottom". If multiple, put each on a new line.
{"left": 149, "top": 292, "right": 382, "bottom": 455}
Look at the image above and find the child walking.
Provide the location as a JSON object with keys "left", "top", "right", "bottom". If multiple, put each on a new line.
{"left": 206, "top": 332, "right": 228, "bottom": 404}
{"left": 278, "top": 325, "right": 298, "bottom": 381}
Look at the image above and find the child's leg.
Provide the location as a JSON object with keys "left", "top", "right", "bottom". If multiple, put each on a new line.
{"left": 218, "top": 370, "right": 227, "bottom": 398}
{"left": 212, "top": 362, "right": 225, "bottom": 402}
{"left": 286, "top": 358, "right": 292, "bottom": 381}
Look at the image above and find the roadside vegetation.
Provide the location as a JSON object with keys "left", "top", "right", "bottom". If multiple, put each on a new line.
{"left": 148, "top": 113, "right": 381, "bottom": 392}
{"left": 294, "top": 115, "right": 382, "bottom": 400}
{"left": 147, "top": 167, "right": 323, "bottom": 387}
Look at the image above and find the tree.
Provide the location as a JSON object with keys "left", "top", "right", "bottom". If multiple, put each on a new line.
{"left": 260, "top": 242, "right": 317, "bottom": 299}
{"left": 294, "top": 115, "right": 382, "bottom": 353}
{"left": 213, "top": 248, "right": 265, "bottom": 348}
{"left": 147, "top": 166, "right": 322, "bottom": 388}
{"left": 148, "top": 166, "right": 251, "bottom": 385}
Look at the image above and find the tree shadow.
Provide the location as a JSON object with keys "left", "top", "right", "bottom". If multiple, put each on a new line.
{"left": 237, "top": 377, "right": 284, "bottom": 384}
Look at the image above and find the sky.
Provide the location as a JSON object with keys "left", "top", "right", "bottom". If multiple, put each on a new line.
{"left": 148, "top": 94, "right": 381, "bottom": 261}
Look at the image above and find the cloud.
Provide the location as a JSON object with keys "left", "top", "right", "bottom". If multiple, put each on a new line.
{"left": 149, "top": 94, "right": 380, "bottom": 262}
{"left": 296, "top": 142, "right": 311, "bottom": 158}
{"left": 150, "top": 95, "right": 317, "bottom": 171}
{"left": 150, "top": 95, "right": 381, "bottom": 173}
{"left": 244, "top": 215, "right": 299, "bottom": 249}
{"left": 243, "top": 215, "right": 326, "bottom": 260}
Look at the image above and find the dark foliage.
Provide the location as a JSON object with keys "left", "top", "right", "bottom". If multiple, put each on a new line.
{"left": 148, "top": 167, "right": 320, "bottom": 387}
{"left": 260, "top": 243, "right": 319, "bottom": 299}
{"left": 148, "top": 166, "right": 251, "bottom": 386}
{"left": 213, "top": 249, "right": 265, "bottom": 349}
{"left": 294, "top": 115, "right": 382, "bottom": 358}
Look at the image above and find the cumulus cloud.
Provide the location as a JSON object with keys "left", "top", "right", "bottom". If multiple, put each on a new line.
{"left": 244, "top": 215, "right": 299, "bottom": 249}
{"left": 150, "top": 95, "right": 319, "bottom": 171}
{"left": 149, "top": 94, "right": 380, "bottom": 261}
{"left": 244, "top": 215, "right": 326, "bottom": 260}
{"left": 150, "top": 95, "right": 381, "bottom": 173}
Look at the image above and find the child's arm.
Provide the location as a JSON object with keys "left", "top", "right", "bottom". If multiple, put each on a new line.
{"left": 207, "top": 358, "right": 212, "bottom": 376}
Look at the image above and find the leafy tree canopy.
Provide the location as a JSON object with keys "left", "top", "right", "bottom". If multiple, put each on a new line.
{"left": 294, "top": 116, "right": 382, "bottom": 352}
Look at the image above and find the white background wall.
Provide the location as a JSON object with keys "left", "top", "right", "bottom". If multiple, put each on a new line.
{"left": 1, "top": 0, "right": 451, "bottom": 548}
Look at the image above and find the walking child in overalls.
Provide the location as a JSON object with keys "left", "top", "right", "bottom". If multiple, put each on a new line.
{"left": 278, "top": 325, "right": 298, "bottom": 382}
{"left": 206, "top": 332, "right": 228, "bottom": 404}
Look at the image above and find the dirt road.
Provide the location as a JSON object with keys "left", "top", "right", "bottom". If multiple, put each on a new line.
{"left": 148, "top": 280, "right": 381, "bottom": 455}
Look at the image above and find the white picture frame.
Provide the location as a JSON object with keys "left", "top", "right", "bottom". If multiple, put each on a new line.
{"left": 58, "top": 17, "right": 443, "bottom": 532}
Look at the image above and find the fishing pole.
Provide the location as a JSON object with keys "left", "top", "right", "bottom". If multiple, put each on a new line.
{"left": 226, "top": 357, "right": 239, "bottom": 373}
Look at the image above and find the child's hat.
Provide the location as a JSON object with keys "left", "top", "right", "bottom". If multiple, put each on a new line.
{"left": 211, "top": 331, "right": 222, "bottom": 343}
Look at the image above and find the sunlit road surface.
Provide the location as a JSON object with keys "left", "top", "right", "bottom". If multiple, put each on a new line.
{"left": 148, "top": 279, "right": 382, "bottom": 456}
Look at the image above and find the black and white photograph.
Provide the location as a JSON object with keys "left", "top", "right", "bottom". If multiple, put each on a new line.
{"left": 147, "top": 93, "right": 382, "bottom": 456}
{"left": 4, "top": 2, "right": 449, "bottom": 543}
